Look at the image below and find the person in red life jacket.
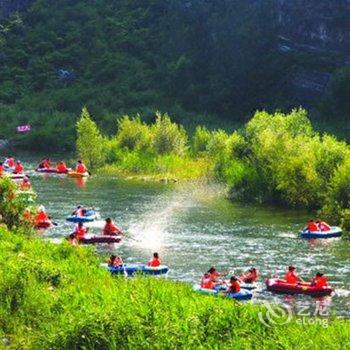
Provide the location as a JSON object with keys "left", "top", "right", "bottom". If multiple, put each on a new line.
{"left": 74, "top": 222, "right": 88, "bottom": 239}
{"left": 68, "top": 233, "right": 79, "bottom": 246}
{"left": 108, "top": 254, "right": 124, "bottom": 267}
{"left": 103, "top": 218, "right": 122, "bottom": 236}
{"left": 148, "top": 252, "right": 161, "bottom": 267}
{"left": 240, "top": 267, "right": 258, "bottom": 284}
{"left": 56, "top": 161, "right": 68, "bottom": 173}
{"left": 200, "top": 273, "right": 215, "bottom": 289}
{"left": 285, "top": 266, "right": 303, "bottom": 284}
{"left": 307, "top": 219, "right": 319, "bottom": 232}
{"left": 207, "top": 267, "right": 223, "bottom": 283}
{"left": 316, "top": 220, "right": 331, "bottom": 232}
{"left": 76, "top": 160, "right": 87, "bottom": 174}
{"left": 19, "top": 177, "right": 31, "bottom": 191}
{"left": 226, "top": 276, "right": 241, "bottom": 294}
{"left": 13, "top": 161, "right": 24, "bottom": 174}
{"left": 311, "top": 272, "right": 328, "bottom": 288}
{"left": 5, "top": 157, "right": 15, "bottom": 168}
{"left": 38, "top": 159, "right": 51, "bottom": 169}
{"left": 35, "top": 205, "right": 49, "bottom": 225}
{"left": 0, "top": 162, "right": 4, "bottom": 177}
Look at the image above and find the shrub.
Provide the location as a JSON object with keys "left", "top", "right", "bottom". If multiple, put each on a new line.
{"left": 192, "top": 126, "right": 211, "bottom": 154}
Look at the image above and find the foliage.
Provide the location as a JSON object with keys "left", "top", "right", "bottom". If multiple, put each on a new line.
{"left": 76, "top": 107, "right": 105, "bottom": 169}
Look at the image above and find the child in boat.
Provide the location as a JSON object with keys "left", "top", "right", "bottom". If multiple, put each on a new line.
{"left": 108, "top": 255, "right": 124, "bottom": 267}
{"left": 285, "top": 266, "right": 303, "bottom": 284}
{"left": 240, "top": 268, "right": 258, "bottom": 283}
{"left": 102, "top": 218, "right": 122, "bottom": 236}
{"left": 148, "top": 252, "right": 161, "bottom": 267}
{"left": 68, "top": 233, "right": 79, "bottom": 246}
{"left": 311, "top": 272, "right": 328, "bottom": 288}
{"left": 74, "top": 222, "right": 88, "bottom": 239}
{"left": 316, "top": 220, "right": 331, "bottom": 232}
{"left": 200, "top": 273, "right": 215, "bottom": 289}
{"left": 19, "top": 177, "right": 31, "bottom": 191}
{"left": 225, "top": 276, "right": 241, "bottom": 294}
{"left": 307, "top": 219, "right": 318, "bottom": 231}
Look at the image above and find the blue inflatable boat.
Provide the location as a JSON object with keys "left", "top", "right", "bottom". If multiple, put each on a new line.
{"left": 300, "top": 226, "right": 342, "bottom": 239}
{"left": 101, "top": 263, "right": 169, "bottom": 276}
{"left": 192, "top": 285, "right": 253, "bottom": 300}
{"left": 66, "top": 210, "right": 97, "bottom": 223}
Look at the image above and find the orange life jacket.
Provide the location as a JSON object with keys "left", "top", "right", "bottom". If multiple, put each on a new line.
{"left": 20, "top": 180, "right": 31, "bottom": 190}
{"left": 103, "top": 222, "right": 121, "bottom": 235}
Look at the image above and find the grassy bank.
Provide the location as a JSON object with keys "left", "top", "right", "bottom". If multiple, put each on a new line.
{"left": 0, "top": 228, "right": 349, "bottom": 349}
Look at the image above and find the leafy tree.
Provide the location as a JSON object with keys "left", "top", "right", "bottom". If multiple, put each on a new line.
{"left": 76, "top": 107, "right": 105, "bottom": 169}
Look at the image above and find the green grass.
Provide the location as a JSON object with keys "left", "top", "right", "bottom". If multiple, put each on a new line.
{"left": 0, "top": 228, "right": 349, "bottom": 349}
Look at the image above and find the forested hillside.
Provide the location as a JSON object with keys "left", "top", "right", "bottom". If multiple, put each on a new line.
{"left": 0, "top": 0, "right": 349, "bottom": 150}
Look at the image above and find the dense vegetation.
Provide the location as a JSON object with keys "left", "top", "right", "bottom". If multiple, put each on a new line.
{"left": 0, "top": 0, "right": 349, "bottom": 150}
{"left": 77, "top": 107, "right": 350, "bottom": 227}
{"left": 0, "top": 177, "right": 349, "bottom": 349}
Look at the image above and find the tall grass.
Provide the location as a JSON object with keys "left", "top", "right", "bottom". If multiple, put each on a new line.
{"left": 0, "top": 228, "right": 349, "bottom": 349}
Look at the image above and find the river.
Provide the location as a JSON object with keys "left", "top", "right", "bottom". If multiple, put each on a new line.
{"left": 24, "top": 165, "right": 350, "bottom": 318}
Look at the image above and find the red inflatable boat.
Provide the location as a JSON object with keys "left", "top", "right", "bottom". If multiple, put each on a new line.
{"left": 35, "top": 221, "right": 53, "bottom": 229}
{"left": 266, "top": 278, "right": 333, "bottom": 297}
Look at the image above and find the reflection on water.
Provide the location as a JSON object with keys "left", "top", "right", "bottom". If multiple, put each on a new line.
{"left": 28, "top": 173, "right": 350, "bottom": 318}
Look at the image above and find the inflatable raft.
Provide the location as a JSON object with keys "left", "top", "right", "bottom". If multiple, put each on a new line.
{"left": 78, "top": 234, "right": 122, "bottom": 244}
{"left": 8, "top": 174, "right": 26, "bottom": 180}
{"left": 266, "top": 278, "right": 333, "bottom": 297}
{"left": 35, "top": 220, "right": 53, "bottom": 229}
{"left": 192, "top": 285, "right": 253, "bottom": 300}
{"left": 68, "top": 171, "right": 89, "bottom": 178}
{"left": 300, "top": 226, "right": 342, "bottom": 239}
{"left": 66, "top": 210, "right": 97, "bottom": 223}
{"left": 102, "top": 263, "right": 169, "bottom": 276}
{"left": 36, "top": 168, "right": 69, "bottom": 174}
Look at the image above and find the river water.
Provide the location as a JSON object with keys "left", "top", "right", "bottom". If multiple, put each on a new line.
{"left": 26, "top": 169, "right": 350, "bottom": 318}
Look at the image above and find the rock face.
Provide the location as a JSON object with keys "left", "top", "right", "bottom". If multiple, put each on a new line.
{"left": 277, "top": 0, "right": 350, "bottom": 55}
{"left": 0, "top": 0, "right": 34, "bottom": 19}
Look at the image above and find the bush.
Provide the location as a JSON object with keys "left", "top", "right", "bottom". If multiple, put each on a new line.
{"left": 152, "top": 112, "right": 188, "bottom": 156}
{"left": 192, "top": 126, "right": 211, "bottom": 154}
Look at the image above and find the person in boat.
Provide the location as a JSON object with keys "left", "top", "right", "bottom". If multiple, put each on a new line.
{"left": 207, "top": 267, "right": 225, "bottom": 283}
{"left": 0, "top": 162, "right": 4, "bottom": 177}
{"left": 148, "top": 252, "right": 161, "bottom": 267}
{"left": 200, "top": 273, "right": 215, "bottom": 289}
{"left": 225, "top": 276, "right": 241, "bottom": 294}
{"left": 311, "top": 272, "right": 328, "bottom": 288}
{"left": 56, "top": 161, "right": 68, "bottom": 173}
{"left": 19, "top": 177, "right": 32, "bottom": 191}
{"left": 74, "top": 222, "right": 88, "bottom": 239}
{"left": 76, "top": 160, "right": 87, "bottom": 174}
{"left": 107, "top": 254, "right": 124, "bottom": 267}
{"left": 285, "top": 266, "right": 303, "bottom": 284}
{"left": 307, "top": 219, "right": 319, "bottom": 232}
{"left": 316, "top": 220, "right": 331, "bottom": 232}
{"left": 13, "top": 161, "right": 24, "bottom": 174}
{"left": 68, "top": 233, "right": 79, "bottom": 246}
{"left": 35, "top": 205, "right": 49, "bottom": 225}
{"left": 38, "top": 159, "right": 51, "bottom": 169}
{"left": 4, "top": 157, "right": 15, "bottom": 168}
{"left": 72, "top": 205, "right": 84, "bottom": 216}
{"left": 240, "top": 267, "right": 258, "bottom": 284}
{"left": 102, "top": 218, "right": 122, "bottom": 236}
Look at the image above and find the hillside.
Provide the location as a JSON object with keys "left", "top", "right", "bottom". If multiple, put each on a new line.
{"left": 0, "top": 0, "right": 349, "bottom": 150}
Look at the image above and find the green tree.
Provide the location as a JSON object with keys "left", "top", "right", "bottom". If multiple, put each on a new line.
{"left": 76, "top": 107, "right": 105, "bottom": 169}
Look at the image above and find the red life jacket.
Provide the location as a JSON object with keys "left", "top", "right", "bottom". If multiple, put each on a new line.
{"left": 209, "top": 271, "right": 220, "bottom": 282}
{"left": 148, "top": 258, "right": 161, "bottom": 267}
{"left": 201, "top": 276, "right": 214, "bottom": 289}
{"left": 35, "top": 211, "right": 48, "bottom": 224}
{"left": 103, "top": 222, "right": 120, "bottom": 235}
{"left": 307, "top": 222, "right": 319, "bottom": 231}
{"left": 319, "top": 222, "right": 331, "bottom": 231}
{"left": 0, "top": 165, "right": 4, "bottom": 176}
{"left": 7, "top": 158, "right": 15, "bottom": 167}
{"left": 76, "top": 163, "right": 87, "bottom": 173}
{"left": 229, "top": 281, "right": 241, "bottom": 293}
{"left": 57, "top": 163, "right": 67, "bottom": 172}
{"left": 75, "top": 226, "right": 87, "bottom": 238}
{"left": 313, "top": 276, "right": 328, "bottom": 288}
{"left": 14, "top": 163, "right": 24, "bottom": 174}
{"left": 285, "top": 271, "right": 299, "bottom": 284}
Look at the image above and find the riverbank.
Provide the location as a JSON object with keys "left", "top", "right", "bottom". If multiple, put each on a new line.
{"left": 1, "top": 228, "right": 349, "bottom": 349}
